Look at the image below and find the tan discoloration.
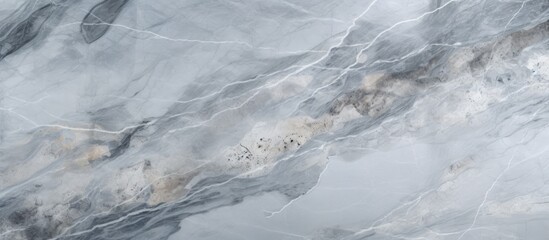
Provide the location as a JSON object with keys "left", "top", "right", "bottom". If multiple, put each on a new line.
{"left": 331, "top": 71, "right": 418, "bottom": 118}
{"left": 73, "top": 145, "right": 110, "bottom": 167}
{"left": 361, "top": 72, "right": 385, "bottom": 91}
{"left": 141, "top": 160, "right": 200, "bottom": 206}
{"left": 223, "top": 115, "right": 333, "bottom": 175}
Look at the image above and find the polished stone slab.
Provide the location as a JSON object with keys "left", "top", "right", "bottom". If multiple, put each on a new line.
{"left": 0, "top": 0, "right": 548, "bottom": 239}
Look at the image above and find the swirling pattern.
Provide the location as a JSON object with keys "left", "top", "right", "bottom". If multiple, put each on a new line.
{"left": 0, "top": 0, "right": 548, "bottom": 239}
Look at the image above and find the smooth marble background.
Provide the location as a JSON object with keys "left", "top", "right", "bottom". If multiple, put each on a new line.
{"left": 0, "top": 0, "right": 549, "bottom": 239}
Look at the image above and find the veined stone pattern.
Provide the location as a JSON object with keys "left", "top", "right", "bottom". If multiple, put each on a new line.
{"left": 0, "top": 0, "right": 549, "bottom": 239}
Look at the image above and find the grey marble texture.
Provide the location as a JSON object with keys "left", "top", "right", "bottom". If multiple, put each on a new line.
{"left": 0, "top": 0, "right": 548, "bottom": 239}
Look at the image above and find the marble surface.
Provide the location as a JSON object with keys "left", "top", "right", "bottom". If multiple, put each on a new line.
{"left": 0, "top": 0, "right": 549, "bottom": 239}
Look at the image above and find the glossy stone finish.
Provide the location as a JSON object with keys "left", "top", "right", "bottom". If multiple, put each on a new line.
{"left": 0, "top": 0, "right": 548, "bottom": 239}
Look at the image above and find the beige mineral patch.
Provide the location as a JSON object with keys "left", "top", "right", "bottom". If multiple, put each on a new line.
{"left": 361, "top": 72, "right": 385, "bottom": 90}
{"left": 223, "top": 115, "right": 333, "bottom": 176}
{"left": 447, "top": 47, "right": 476, "bottom": 73}
{"left": 143, "top": 166, "right": 198, "bottom": 206}
{"left": 73, "top": 144, "right": 111, "bottom": 167}
{"left": 106, "top": 163, "right": 149, "bottom": 204}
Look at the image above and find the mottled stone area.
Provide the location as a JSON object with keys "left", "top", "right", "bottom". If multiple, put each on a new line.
{"left": 0, "top": 0, "right": 548, "bottom": 239}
